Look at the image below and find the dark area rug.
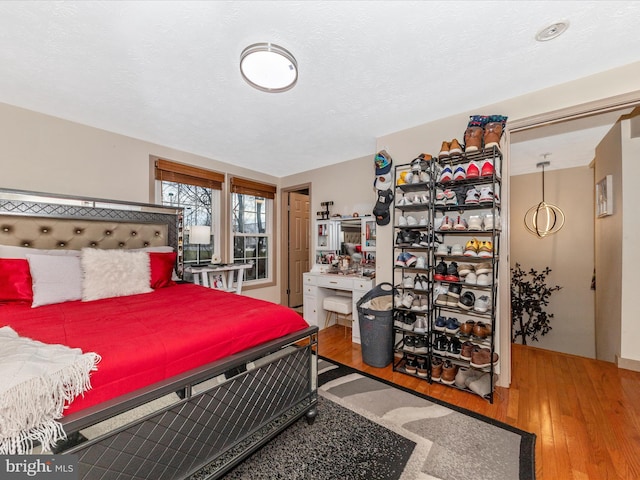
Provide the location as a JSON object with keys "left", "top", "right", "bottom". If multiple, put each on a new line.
{"left": 217, "top": 358, "right": 535, "bottom": 480}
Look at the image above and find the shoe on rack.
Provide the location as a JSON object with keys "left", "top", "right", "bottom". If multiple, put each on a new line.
{"left": 448, "top": 283, "right": 462, "bottom": 298}
{"left": 476, "top": 273, "right": 491, "bottom": 286}
{"left": 464, "top": 126, "right": 483, "bottom": 153}
{"left": 431, "top": 356, "right": 443, "bottom": 381}
{"left": 447, "top": 337, "right": 462, "bottom": 358}
{"left": 411, "top": 295, "right": 423, "bottom": 311}
{"left": 479, "top": 186, "right": 497, "bottom": 203}
{"left": 449, "top": 139, "right": 463, "bottom": 155}
{"left": 436, "top": 243, "right": 449, "bottom": 256}
{"left": 475, "top": 262, "right": 492, "bottom": 275}
{"left": 420, "top": 295, "right": 429, "bottom": 311}
{"left": 434, "top": 260, "right": 447, "bottom": 281}
{"left": 453, "top": 216, "right": 468, "bottom": 231}
{"left": 395, "top": 252, "right": 408, "bottom": 267}
{"left": 402, "top": 312, "right": 416, "bottom": 331}
{"left": 468, "top": 215, "right": 483, "bottom": 231}
{"left": 435, "top": 189, "right": 446, "bottom": 206}
{"left": 414, "top": 336, "right": 428, "bottom": 354}
{"left": 480, "top": 159, "right": 497, "bottom": 178}
{"left": 402, "top": 275, "right": 415, "bottom": 288}
{"left": 465, "top": 272, "right": 478, "bottom": 285}
{"left": 474, "top": 295, "right": 491, "bottom": 313}
{"left": 464, "top": 238, "right": 480, "bottom": 257}
{"left": 460, "top": 341, "right": 478, "bottom": 360}
{"left": 433, "top": 335, "right": 449, "bottom": 353}
{"left": 455, "top": 366, "right": 482, "bottom": 388}
{"left": 404, "top": 253, "right": 418, "bottom": 266}
{"left": 404, "top": 354, "right": 417, "bottom": 374}
{"left": 435, "top": 293, "right": 449, "bottom": 306}
{"left": 467, "top": 372, "right": 494, "bottom": 397}
{"left": 470, "top": 348, "right": 499, "bottom": 368}
{"left": 458, "top": 291, "right": 476, "bottom": 310}
{"left": 483, "top": 213, "right": 500, "bottom": 231}
{"left": 450, "top": 244, "right": 464, "bottom": 256}
{"left": 434, "top": 315, "right": 447, "bottom": 331}
{"left": 460, "top": 321, "right": 476, "bottom": 337}
{"left": 415, "top": 255, "right": 426, "bottom": 269}
{"left": 453, "top": 165, "right": 466, "bottom": 182}
{"left": 403, "top": 336, "right": 416, "bottom": 352}
{"left": 445, "top": 317, "right": 460, "bottom": 334}
{"left": 439, "top": 216, "right": 454, "bottom": 231}
{"left": 419, "top": 215, "right": 428, "bottom": 226}
{"left": 439, "top": 166, "right": 453, "bottom": 183}
{"left": 414, "top": 316, "right": 428, "bottom": 334}
{"left": 402, "top": 291, "right": 415, "bottom": 309}
{"left": 457, "top": 263, "right": 474, "bottom": 276}
{"left": 398, "top": 215, "right": 408, "bottom": 226}
{"left": 444, "top": 189, "right": 458, "bottom": 206}
{"left": 472, "top": 322, "right": 491, "bottom": 339}
{"left": 441, "top": 360, "right": 458, "bottom": 385}
{"left": 413, "top": 274, "right": 424, "bottom": 290}
{"left": 439, "top": 141, "right": 450, "bottom": 159}
{"left": 465, "top": 186, "right": 481, "bottom": 204}
{"left": 412, "top": 233, "right": 425, "bottom": 247}
{"left": 477, "top": 241, "right": 493, "bottom": 258}
{"left": 444, "top": 262, "right": 460, "bottom": 282}
{"left": 466, "top": 160, "right": 480, "bottom": 179}
{"left": 484, "top": 119, "right": 505, "bottom": 149}
{"left": 416, "top": 357, "right": 428, "bottom": 377}
{"left": 406, "top": 215, "right": 418, "bottom": 226}
{"left": 445, "top": 294, "right": 458, "bottom": 307}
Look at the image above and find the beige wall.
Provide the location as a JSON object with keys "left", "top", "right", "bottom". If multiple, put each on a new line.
{"left": 593, "top": 123, "right": 623, "bottom": 362}
{"left": 0, "top": 102, "right": 283, "bottom": 303}
{"left": 510, "top": 167, "right": 595, "bottom": 358}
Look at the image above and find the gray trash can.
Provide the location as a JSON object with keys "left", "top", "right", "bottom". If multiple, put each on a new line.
{"left": 357, "top": 283, "right": 395, "bottom": 368}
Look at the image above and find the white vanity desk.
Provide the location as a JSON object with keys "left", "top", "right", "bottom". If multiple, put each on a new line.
{"left": 302, "top": 271, "right": 375, "bottom": 344}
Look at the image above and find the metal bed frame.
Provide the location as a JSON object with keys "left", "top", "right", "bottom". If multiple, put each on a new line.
{"left": 0, "top": 188, "right": 318, "bottom": 480}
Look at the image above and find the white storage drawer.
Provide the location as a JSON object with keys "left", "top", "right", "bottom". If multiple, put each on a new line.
{"left": 317, "top": 275, "right": 353, "bottom": 290}
{"left": 353, "top": 279, "right": 373, "bottom": 291}
{"left": 303, "top": 274, "right": 317, "bottom": 285}
{"left": 304, "top": 285, "right": 317, "bottom": 296}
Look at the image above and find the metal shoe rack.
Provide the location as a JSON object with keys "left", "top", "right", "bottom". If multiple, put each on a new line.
{"left": 391, "top": 147, "right": 502, "bottom": 403}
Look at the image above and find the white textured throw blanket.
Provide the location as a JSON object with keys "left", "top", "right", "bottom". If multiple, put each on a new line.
{"left": 0, "top": 326, "right": 101, "bottom": 454}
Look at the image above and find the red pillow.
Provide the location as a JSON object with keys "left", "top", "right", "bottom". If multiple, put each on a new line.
{"left": 0, "top": 258, "right": 33, "bottom": 303}
{"left": 149, "top": 252, "right": 177, "bottom": 289}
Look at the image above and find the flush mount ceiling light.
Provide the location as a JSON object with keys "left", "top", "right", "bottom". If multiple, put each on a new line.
{"left": 535, "top": 21, "right": 570, "bottom": 42}
{"left": 524, "top": 155, "right": 565, "bottom": 238}
{"left": 240, "top": 42, "right": 298, "bottom": 93}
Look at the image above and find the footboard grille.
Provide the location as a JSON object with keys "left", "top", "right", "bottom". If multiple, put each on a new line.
{"left": 71, "top": 345, "right": 315, "bottom": 480}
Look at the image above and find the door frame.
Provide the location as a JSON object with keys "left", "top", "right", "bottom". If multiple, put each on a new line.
{"left": 279, "top": 183, "right": 312, "bottom": 307}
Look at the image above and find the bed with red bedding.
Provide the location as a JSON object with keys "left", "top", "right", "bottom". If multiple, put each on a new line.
{"left": 0, "top": 189, "right": 318, "bottom": 480}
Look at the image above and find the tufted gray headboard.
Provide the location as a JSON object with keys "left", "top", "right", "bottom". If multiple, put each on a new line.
{"left": 0, "top": 188, "right": 184, "bottom": 275}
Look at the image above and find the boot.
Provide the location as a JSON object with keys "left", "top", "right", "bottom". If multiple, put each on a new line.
{"left": 464, "top": 126, "right": 483, "bottom": 153}
{"left": 438, "top": 141, "right": 450, "bottom": 159}
{"left": 484, "top": 121, "right": 503, "bottom": 149}
{"left": 449, "top": 138, "right": 463, "bottom": 155}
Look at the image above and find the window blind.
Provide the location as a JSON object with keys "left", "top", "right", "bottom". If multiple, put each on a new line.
{"left": 230, "top": 177, "right": 277, "bottom": 199}
{"left": 155, "top": 159, "right": 224, "bottom": 190}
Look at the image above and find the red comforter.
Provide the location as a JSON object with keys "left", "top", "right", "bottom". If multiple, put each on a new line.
{"left": 1, "top": 284, "right": 309, "bottom": 415}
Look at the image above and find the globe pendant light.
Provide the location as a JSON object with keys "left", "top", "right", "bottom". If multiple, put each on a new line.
{"left": 524, "top": 156, "right": 565, "bottom": 238}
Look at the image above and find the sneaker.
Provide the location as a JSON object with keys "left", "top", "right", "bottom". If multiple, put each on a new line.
{"left": 418, "top": 216, "right": 428, "bottom": 226}
{"left": 444, "top": 262, "right": 460, "bottom": 282}
{"left": 420, "top": 192, "right": 430, "bottom": 203}
{"left": 446, "top": 337, "right": 462, "bottom": 358}
{"left": 480, "top": 159, "right": 495, "bottom": 177}
{"left": 467, "top": 215, "right": 483, "bottom": 231}
{"left": 416, "top": 357, "right": 428, "bottom": 377}
{"left": 465, "top": 272, "right": 478, "bottom": 285}
{"left": 439, "top": 166, "right": 453, "bottom": 183}
{"left": 435, "top": 189, "right": 446, "bottom": 206}
{"left": 458, "top": 291, "right": 475, "bottom": 310}
{"left": 434, "top": 260, "right": 447, "bottom": 281}
{"left": 476, "top": 273, "right": 491, "bottom": 286}
{"left": 446, "top": 294, "right": 459, "bottom": 307}
{"left": 414, "top": 336, "right": 428, "bottom": 354}
{"left": 431, "top": 357, "right": 443, "bottom": 381}
{"left": 479, "top": 186, "right": 497, "bottom": 204}
{"left": 403, "top": 336, "right": 416, "bottom": 352}
{"left": 466, "top": 160, "right": 480, "bottom": 179}
{"left": 398, "top": 215, "right": 408, "bottom": 226}
{"left": 439, "top": 216, "right": 454, "bottom": 231}
{"left": 414, "top": 316, "right": 428, "bottom": 334}
{"left": 474, "top": 295, "right": 491, "bottom": 313}
{"left": 450, "top": 244, "right": 464, "bottom": 256}
{"left": 464, "top": 238, "right": 480, "bottom": 257}
{"left": 413, "top": 274, "right": 424, "bottom": 290}
{"left": 411, "top": 295, "right": 423, "bottom": 311}
{"left": 483, "top": 213, "right": 500, "bottom": 231}
{"left": 415, "top": 255, "right": 426, "bottom": 269}
{"left": 441, "top": 360, "right": 458, "bottom": 385}
{"left": 457, "top": 263, "right": 474, "bottom": 276}
{"left": 453, "top": 216, "right": 468, "bottom": 231}
{"left": 475, "top": 262, "right": 492, "bottom": 275}
{"left": 402, "top": 292, "right": 415, "bottom": 308}
{"left": 448, "top": 283, "right": 462, "bottom": 298}
{"left": 445, "top": 317, "right": 460, "bottom": 334}
{"left": 449, "top": 139, "right": 463, "bottom": 155}
{"left": 438, "top": 141, "right": 450, "bottom": 159}
{"left": 402, "top": 312, "right": 417, "bottom": 331}
{"left": 433, "top": 335, "right": 449, "bottom": 353}
{"left": 435, "top": 293, "right": 449, "bottom": 306}
{"left": 394, "top": 311, "right": 407, "bottom": 329}
{"left": 436, "top": 243, "right": 449, "bottom": 256}
{"left": 455, "top": 366, "right": 481, "bottom": 388}
{"left": 470, "top": 348, "right": 499, "bottom": 368}
{"left": 402, "top": 275, "right": 415, "bottom": 288}
{"left": 420, "top": 295, "right": 429, "bottom": 311}
{"left": 453, "top": 165, "right": 466, "bottom": 181}
{"left": 404, "top": 354, "right": 417, "bottom": 374}
{"left": 444, "top": 189, "right": 458, "bottom": 205}
{"left": 434, "top": 316, "right": 447, "bottom": 331}
{"left": 395, "top": 252, "right": 408, "bottom": 267}
{"left": 419, "top": 171, "right": 430, "bottom": 183}
{"left": 406, "top": 215, "right": 418, "bottom": 226}
{"left": 434, "top": 216, "right": 444, "bottom": 231}
{"left": 477, "top": 241, "right": 493, "bottom": 258}
{"left": 404, "top": 253, "right": 418, "bottom": 266}
{"left": 464, "top": 187, "right": 480, "bottom": 205}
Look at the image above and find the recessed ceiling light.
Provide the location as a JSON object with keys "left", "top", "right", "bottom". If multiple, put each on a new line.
{"left": 535, "top": 21, "right": 570, "bottom": 42}
{"left": 240, "top": 43, "right": 298, "bottom": 93}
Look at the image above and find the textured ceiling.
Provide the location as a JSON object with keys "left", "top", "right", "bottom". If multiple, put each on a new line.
{"left": 1, "top": 1, "right": 639, "bottom": 177}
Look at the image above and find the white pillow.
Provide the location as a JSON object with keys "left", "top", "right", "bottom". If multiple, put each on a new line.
{"left": 81, "top": 249, "right": 152, "bottom": 302}
{"left": 26, "top": 254, "right": 83, "bottom": 307}
{"left": 0, "top": 245, "right": 80, "bottom": 259}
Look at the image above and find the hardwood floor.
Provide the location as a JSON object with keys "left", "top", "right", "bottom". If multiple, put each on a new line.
{"left": 317, "top": 326, "right": 640, "bottom": 480}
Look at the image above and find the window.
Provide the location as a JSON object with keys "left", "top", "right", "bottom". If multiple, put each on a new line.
{"left": 230, "top": 177, "right": 276, "bottom": 283}
{"left": 155, "top": 159, "right": 223, "bottom": 265}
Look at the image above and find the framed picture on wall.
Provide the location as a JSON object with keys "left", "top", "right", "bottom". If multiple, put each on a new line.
{"left": 596, "top": 175, "right": 613, "bottom": 217}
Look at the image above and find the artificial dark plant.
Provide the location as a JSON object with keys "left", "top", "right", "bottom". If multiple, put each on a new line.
{"left": 511, "top": 263, "right": 562, "bottom": 345}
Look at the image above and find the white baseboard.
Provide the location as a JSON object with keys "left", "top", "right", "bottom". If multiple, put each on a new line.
{"left": 616, "top": 355, "right": 640, "bottom": 372}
